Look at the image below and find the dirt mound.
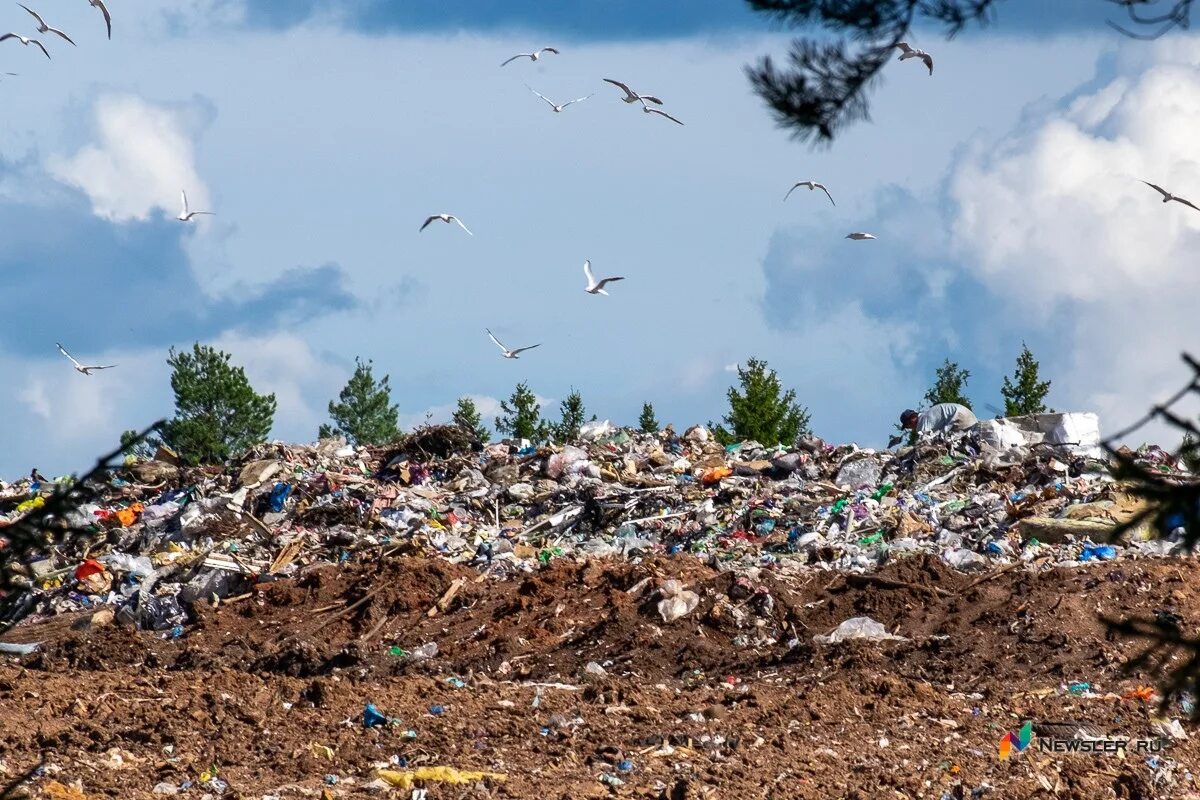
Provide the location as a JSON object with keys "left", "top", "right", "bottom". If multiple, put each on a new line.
{"left": 3, "top": 554, "right": 1198, "bottom": 799}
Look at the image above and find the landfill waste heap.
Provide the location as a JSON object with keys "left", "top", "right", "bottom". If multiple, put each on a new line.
{"left": 0, "top": 413, "right": 1198, "bottom": 799}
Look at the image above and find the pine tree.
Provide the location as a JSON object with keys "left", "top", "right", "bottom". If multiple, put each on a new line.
{"left": 495, "top": 382, "right": 549, "bottom": 443}
{"left": 711, "top": 357, "right": 811, "bottom": 446}
{"left": 160, "top": 343, "right": 277, "bottom": 465}
{"left": 317, "top": 358, "right": 400, "bottom": 446}
{"left": 452, "top": 396, "right": 491, "bottom": 443}
{"left": 1001, "top": 343, "right": 1052, "bottom": 417}
{"left": 924, "top": 359, "right": 972, "bottom": 409}
{"left": 639, "top": 402, "right": 660, "bottom": 434}
{"left": 551, "top": 389, "right": 589, "bottom": 442}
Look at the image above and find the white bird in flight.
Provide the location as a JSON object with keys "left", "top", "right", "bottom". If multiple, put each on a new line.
{"left": 419, "top": 214, "right": 473, "bottom": 236}
{"left": 895, "top": 42, "right": 933, "bottom": 75}
{"left": 525, "top": 85, "right": 594, "bottom": 113}
{"left": 642, "top": 105, "right": 684, "bottom": 125}
{"left": 784, "top": 180, "right": 836, "bottom": 206}
{"left": 177, "top": 190, "right": 214, "bottom": 222}
{"left": 0, "top": 33, "right": 49, "bottom": 59}
{"left": 87, "top": 0, "right": 111, "bottom": 39}
{"left": 18, "top": 4, "right": 75, "bottom": 46}
{"left": 500, "top": 47, "right": 558, "bottom": 67}
{"left": 845, "top": 232, "right": 877, "bottom": 241}
{"left": 57, "top": 343, "right": 116, "bottom": 375}
{"left": 1141, "top": 180, "right": 1199, "bottom": 211}
{"left": 487, "top": 329, "right": 540, "bottom": 359}
{"left": 603, "top": 78, "right": 663, "bottom": 105}
{"left": 583, "top": 260, "right": 625, "bottom": 296}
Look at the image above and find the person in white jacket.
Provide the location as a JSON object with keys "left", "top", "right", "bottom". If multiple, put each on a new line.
{"left": 900, "top": 403, "right": 978, "bottom": 435}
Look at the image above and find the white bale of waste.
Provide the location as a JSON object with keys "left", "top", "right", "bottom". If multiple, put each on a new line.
{"left": 975, "top": 412, "right": 1101, "bottom": 459}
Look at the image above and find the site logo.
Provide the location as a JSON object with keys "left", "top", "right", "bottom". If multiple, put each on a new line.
{"left": 999, "top": 721, "right": 1033, "bottom": 760}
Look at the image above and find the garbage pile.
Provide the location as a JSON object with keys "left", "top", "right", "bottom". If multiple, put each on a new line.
{"left": 1, "top": 416, "right": 1196, "bottom": 636}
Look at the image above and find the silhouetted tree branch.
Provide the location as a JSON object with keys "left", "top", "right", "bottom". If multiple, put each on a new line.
{"left": 1101, "top": 353, "right": 1200, "bottom": 719}
{"left": 746, "top": 0, "right": 1194, "bottom": 143}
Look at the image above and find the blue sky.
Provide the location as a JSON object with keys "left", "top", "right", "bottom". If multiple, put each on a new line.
{"left": 1, "top": 1, "right": 1199, "bottom": 477}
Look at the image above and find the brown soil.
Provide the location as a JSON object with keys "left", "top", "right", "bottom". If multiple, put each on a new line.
{"left": 1, "top": 554, "right": 1198, "bottom": 799}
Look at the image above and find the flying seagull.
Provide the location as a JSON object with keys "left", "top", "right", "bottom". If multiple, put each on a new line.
{"left": 895, "top": 42, "right": 933, "bottom": 75}
{"left": 177, "top": 190, "right": 214, "bottom": 222}
{"left": 1141, "top": 180, "right": 1199, "bottom": 211}
{"left": 87, "top": 0, "right": 111, "bottom": 39}
{"left": 784, "top": 180, "right": 836, "bottom": 206}
{"left": 56, "top": 343, "right": 116, "bottom": 375}
{"left": 583, "top": 260, "right": 625, "bottom": 296}
{"left": 18, "top": 4, "right": 75, "bottom": 46}
{"left": 419, "top": 214, "right": 473, "bottom": 235}
{"left": 501, "top": 47, "right": 558, "bottom": 67}
{"left": 642, "top": 106, "right": 684, "bottom": 125}
{"left": 845, "top": 232, "right": 876, "bottom": 240}
{"left": 486, "top": 329, "right": 540, "bottom": 360}
{"left": 603, "top": 78, "right": 663, "bottom": 105}
{"left": 526, "top": 85, "right": 594, "bottom": 113}
{"left": 0, "top": 33, "right": 49, "bottom": 58}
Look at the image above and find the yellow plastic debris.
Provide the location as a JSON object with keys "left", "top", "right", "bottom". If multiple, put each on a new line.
{"left": 16, "top": 496, "right": 45, "bottom": 513}
{"left": 375, "top": 767, "right": 507, "bottom": 790}
{"left": 310, "top": 742, "right": 335, "bottom": 760}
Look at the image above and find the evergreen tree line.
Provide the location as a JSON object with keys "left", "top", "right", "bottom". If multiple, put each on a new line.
{"left": 127, "top": 340, "right": 1064, "bottom": 467}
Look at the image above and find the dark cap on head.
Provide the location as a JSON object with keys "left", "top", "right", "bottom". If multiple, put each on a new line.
{"left": 900, "top": 409, "right": 919, "bottom": 428}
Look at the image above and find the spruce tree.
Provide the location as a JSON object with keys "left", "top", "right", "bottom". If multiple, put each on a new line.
{"left": 924, "top": 359, "right": 972, "bottom": 409}
{"left": 1000, "top": 343, "right": 1052, "bottom": 416}
{"left": 711, "top": 357, "right": 811, "bottom": 446}
{"left": 639, "top": 402, "right": 660, "bottom": 434}
{"left": 452, "top": 396, "right": 491, "bottom": 443}
{"left": 495, "top": 382, "right": 549, "bottom": 443}
{"left": 160, "top": 343, "right": 277, "bottom": 465}
{"left": 318, "top": 358, "right": 400, "bottom": 446}
{"left": 551, "top": 389, "right": 589, "bottom": 442}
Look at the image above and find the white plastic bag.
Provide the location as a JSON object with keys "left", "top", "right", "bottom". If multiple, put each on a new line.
{"left": 814, "top": 616, "right": 906, "bottom": 644}
{"left": 657, "top": 579, "right": 700, "bottom": 623}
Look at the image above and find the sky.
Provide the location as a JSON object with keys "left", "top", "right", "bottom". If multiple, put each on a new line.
{"left": 2, "top": 0, "right": 1200, "bottom": 478}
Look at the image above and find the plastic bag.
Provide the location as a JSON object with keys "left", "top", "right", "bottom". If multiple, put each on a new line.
{"left": 657, "top": 579, "right": 700, "bottom": 623}
{"left": 578, "top": 420, "right": 614, "bottom": 440}
{"left": 546, "top": 446, "right": 589, "bottom": 479}
{"left": 942, "top": 548, "right": 987, "bottom": 571}
{"left": 834, "top": 459, "right": 882, "bottom": 489}
{"left": 814, "top": 616, "right": 906, "bottom": 644}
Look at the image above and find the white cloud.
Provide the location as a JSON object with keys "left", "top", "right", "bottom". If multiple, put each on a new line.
{"left": 19, "top": 379, "right": 50, "bottom": 421}
{"left": 949, "top": 38, "right": 1200, "bottom": 440}
{"left": 48, "top": 94, "right": 210, "bottom": 223}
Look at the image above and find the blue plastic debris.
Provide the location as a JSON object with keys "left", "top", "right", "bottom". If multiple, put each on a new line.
{"left": 1080, "top": 544, "right": 1117, "bottom": 561}
{"left": 363, "top": 702, "right": 387, "bottom": 728}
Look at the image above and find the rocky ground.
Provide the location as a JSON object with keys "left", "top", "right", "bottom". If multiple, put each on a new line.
{"left": 1, "top": 554, "right": 1198, "bottom": 800}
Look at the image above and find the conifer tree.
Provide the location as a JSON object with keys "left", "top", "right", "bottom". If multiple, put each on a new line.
{"left": 495, "top": 382, "right": 549, "bottom": 443}
{"left": 924, "top": 359, "right": 972, "bottom": 409}
{"left": 318, "top": 358, "right": 400, "bottom": 446}
{"left": 1000, "top": 343, "right": 1052, "bottom": 416}
{"left": 452, "top": 396, "right": 491, "bottom": 443}
{"left": 161, "top": 343, "right": 277, "bottom": 465}
{"left": 551, "top": 389, "right": 589, "bottom": 442}
{"left": 639, "top": 402, "right": 660, "bottom": 434}
{"left": 712, "top": 357, "right": 811, "bottom": 446}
